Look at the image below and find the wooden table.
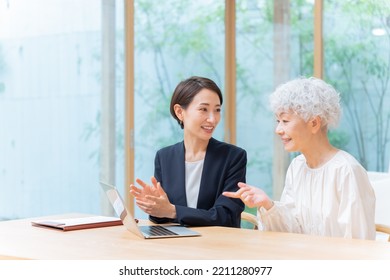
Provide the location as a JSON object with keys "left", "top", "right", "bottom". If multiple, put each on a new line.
{"left": 1, "top": 214, "right": 390, "bottom": 260}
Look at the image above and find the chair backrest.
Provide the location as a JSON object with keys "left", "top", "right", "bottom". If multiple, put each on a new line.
{"left": 241, "top": 212, "right": 258, "bottom": 230}
{"left": 376, "top": 224, "right": 390, "bottom": 242}
{"left": 368, "top": 172, "right": 390, "bottom": 225}
{"left": 367, "top": 171, "right": 390, "bottom": 241}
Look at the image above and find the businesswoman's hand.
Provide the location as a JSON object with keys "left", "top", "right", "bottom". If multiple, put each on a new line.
{"left": 223, "top": 182, "right": 274, "bottom": 210}
{"left": 130, "top": 177, "right": 177, "bottom": 219}
{"left": 130, "top": 176, "right": 160, "bottom": 199}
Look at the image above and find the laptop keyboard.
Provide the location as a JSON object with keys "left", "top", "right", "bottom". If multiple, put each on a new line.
{"left": 141, "top": 226, "right": 178, "bottom": 236}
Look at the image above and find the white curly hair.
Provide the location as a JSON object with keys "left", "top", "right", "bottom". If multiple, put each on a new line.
{"left": 269, "top": 77, "right": 341, "bottom": 128}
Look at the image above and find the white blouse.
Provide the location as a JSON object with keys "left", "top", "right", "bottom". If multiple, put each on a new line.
{"left": 185, "top": 159, "right": 204, "bottom": 208}
{"left": 258, "top": 150, "right": 376, "bottom": 240}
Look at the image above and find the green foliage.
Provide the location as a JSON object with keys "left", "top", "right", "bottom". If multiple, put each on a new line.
{"left": 328, "top": 130, "right": 349, "bottom": 150}
{"left": 80, "top": 111, "right": 125, "bottom": 166}
{"left": 247, "top": 151, "right": 273, "bottom": 195}
{"left": 134, "top": 0, "right": 225, "bottom": 151}
{"left": 244, "top": 205, "right": 257, "bottom": 215}
{"left": 84, "top": 0, "right": 389, "bottom": 174}
{"left": 241, "top": 206, "right": 257, "bottom": 229}
{"left": 235, "top": 0, "right": 274, "bottom": 108}
{"left": 324, "top": 0, "right": 390, "bottom": 170}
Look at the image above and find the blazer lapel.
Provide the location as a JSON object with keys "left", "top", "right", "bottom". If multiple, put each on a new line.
{"left": 172, "top": 141, "right": 187, "bottom": 206}
{"left": 197, "top": 138, "right": 218, "bottom": 208}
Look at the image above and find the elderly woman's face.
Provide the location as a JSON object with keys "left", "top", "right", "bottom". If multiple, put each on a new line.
{"left": 274, "top": 110, "right": 313, "bottom": 152}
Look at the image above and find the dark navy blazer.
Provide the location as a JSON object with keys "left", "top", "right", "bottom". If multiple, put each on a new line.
{"left": 150, "top": 137, "right": 246, "bottom": 228}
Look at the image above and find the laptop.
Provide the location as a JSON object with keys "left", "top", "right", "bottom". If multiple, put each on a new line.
{"left": 100, "top": 181, "right": 201, "bottom": 239}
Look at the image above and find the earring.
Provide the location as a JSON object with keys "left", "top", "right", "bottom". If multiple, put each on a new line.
{"left": 180, "top": 120, "right": 183, "bottom": 126}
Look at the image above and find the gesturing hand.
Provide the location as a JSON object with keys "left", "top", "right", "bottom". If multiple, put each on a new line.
{"left": 130, "top": 176, "right": 159, "bottom": 199}
{"left": 223, "top": 182, "right": 274, "bottom": 210}
{"left": 129, "top": 176, "right": 177, "bottom": 219}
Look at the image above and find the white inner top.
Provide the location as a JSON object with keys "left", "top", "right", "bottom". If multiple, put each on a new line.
{"left": 185, "top": 159, "right": 204, "bottom": 208}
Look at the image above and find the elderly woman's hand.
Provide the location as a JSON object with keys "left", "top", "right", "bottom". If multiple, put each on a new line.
{"left": 223, "top": 182, "right": 274, "bottom": 210}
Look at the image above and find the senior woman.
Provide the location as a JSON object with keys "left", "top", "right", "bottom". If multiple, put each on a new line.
{"left": 224, "top": 77, "right": 376, "bottom": 240}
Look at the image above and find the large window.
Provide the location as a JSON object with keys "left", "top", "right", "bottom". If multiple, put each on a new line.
{"left": 1, "top": 0, "right": 389, "bottom": 220}
{"left": 133, "top": 0, "right": 225, "bottom": 218}
{"left": 0, "top": 0, "right": 124, "bottom": 219}
{"left": 324, "top": 0, "right": 390, "bottom": 172}
{"left": 236, "top": 0, "right": 314, "bottom": 198}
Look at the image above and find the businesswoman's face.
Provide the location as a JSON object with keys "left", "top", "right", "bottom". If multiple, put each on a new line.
{"left": 176, "top": 89, "right": 221, "bottom": 142}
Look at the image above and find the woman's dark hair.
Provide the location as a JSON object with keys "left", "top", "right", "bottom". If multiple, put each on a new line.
{"left": 170, "top": 76, "right": 223, "bottom": 129}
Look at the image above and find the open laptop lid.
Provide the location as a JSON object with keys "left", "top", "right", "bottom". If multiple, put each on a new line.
{"left": 100, "top": 181, "right": 144, "bottom": 238}
{"left": 100, "top": 181, "right": 201, "bottom": 239}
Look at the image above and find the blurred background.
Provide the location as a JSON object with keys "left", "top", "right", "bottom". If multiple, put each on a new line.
{"left": 0, "top": 0, "right": 389, "bottom": 220}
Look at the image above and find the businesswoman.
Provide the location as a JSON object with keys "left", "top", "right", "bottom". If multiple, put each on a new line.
{"left": 224, "top": 77, "right": 376, "bottom": 239}
{"left": 130, "top": 76, "right": 246, "bottom": 227}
